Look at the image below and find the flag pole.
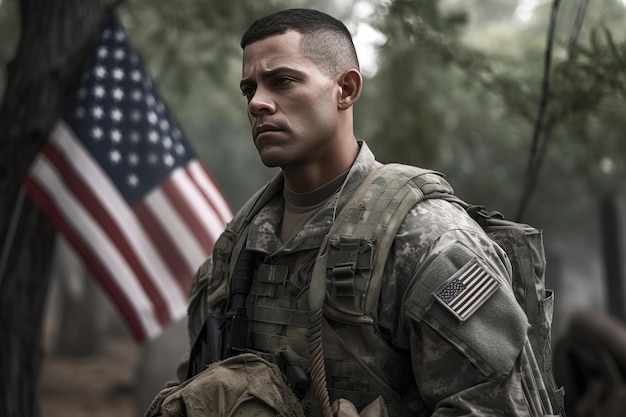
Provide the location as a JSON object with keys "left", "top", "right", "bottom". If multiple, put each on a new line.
{"left": 0, "top": 187, "right": 26, "bottom": 288}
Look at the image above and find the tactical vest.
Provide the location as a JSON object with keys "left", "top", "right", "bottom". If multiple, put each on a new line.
{"left": 209, "top": 162, "right": 564, "bottom": 416}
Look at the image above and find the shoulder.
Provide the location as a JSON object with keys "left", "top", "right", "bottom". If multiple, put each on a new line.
{"left": 390, "top": 198, "right": 506, "bottom": 301}
{"left": 397, "top": 198, "right": 493, "bottom": 257}
{"left": 403, "top": 198, "right": 476, "bottom": 230}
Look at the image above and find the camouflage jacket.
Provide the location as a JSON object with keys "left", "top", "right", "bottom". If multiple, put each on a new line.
{"left": 181, "top": 142, "right": 545, "bottom": 416}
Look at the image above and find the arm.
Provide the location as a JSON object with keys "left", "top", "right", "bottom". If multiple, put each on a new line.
{"left": 393, "top": 200, "right": 539, "bottom": 415}
{"left": 404, "top": 236, "right": 531, "bottom": 414}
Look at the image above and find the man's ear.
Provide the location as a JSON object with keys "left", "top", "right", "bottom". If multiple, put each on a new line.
{"left": 337, "top": 69, "right": 362, "bottom": 110}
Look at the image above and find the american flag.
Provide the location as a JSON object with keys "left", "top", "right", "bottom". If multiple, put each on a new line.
{"left": 25, "top": 14, "right": 233, "bottom": 342}
{"left": 433, "top": 259, "right": 501, "bottom": 322}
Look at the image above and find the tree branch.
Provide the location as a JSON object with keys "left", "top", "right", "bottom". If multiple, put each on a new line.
{"left": 515, "top": 0, "right": 562, "bottom": 222}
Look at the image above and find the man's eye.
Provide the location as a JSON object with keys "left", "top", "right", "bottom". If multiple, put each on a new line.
{"left": 274, "top": 78, "right": 293, "bottom": 87}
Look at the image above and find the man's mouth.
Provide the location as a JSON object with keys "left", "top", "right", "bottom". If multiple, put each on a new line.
{"left": 254, "top": 123, "right": 281, "bottom": 139}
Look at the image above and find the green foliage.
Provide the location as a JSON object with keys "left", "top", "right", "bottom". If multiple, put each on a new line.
{"left": 357, "top": 0, "right": 468, "bottom": 167}
{"left": 355, "top": 0, "right": 626, "bottom": 231}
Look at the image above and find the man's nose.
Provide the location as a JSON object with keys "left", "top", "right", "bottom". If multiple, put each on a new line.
{"left": 248, "top": 88, "right": 276, "bottom": 116}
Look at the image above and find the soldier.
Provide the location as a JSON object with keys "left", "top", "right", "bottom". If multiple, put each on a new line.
{"left": 147, "top": 8, "right": 561, "bottom": 417}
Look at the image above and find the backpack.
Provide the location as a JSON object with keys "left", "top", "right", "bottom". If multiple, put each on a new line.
{"left": 308, "top": 163, "right": 565, "bottom": 416}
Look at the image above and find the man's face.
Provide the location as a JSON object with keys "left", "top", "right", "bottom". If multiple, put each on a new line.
{"left": 240, "top": 31, "right": 341, "bottom": 171}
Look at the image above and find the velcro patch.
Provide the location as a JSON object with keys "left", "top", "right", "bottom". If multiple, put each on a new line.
{"left": 433, "top": 258, "right": 501, "bottom": 322}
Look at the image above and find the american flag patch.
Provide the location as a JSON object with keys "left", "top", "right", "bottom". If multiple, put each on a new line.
{"left": 433, "top": 259, "right": 501, "bottom": 321}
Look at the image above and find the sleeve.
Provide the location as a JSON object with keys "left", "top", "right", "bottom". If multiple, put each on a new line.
{"left": 396, "top": 201, "right": 534, "bottom": 415}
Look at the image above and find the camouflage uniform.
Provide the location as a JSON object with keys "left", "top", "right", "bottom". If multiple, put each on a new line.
{"left": 181, "top": 142, "right": 544, "bottom": 416}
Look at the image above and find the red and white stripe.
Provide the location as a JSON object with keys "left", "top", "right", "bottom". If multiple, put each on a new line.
{"left": 25, "top": 121, "right": 232, "bottom": 342}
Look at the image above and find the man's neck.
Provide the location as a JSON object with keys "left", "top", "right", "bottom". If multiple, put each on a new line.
{"left": 282, "top": 138, "right": 359, "bottom": 192}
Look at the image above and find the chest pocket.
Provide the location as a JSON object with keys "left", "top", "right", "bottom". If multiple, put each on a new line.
{"left": 323, "top": 236, "right": 375, "bottom": 325}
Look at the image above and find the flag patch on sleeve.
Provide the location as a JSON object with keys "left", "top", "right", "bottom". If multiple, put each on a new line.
{"left": 433, "top": 258, "right": 501, "bottom": 322}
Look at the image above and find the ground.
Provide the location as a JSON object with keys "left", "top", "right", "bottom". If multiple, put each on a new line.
{"left": 40, "top": 336, "right": 139, "bottom": 417}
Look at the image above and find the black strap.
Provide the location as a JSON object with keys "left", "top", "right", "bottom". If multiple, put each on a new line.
{"left": 186, "top": 249, "right": 258, "bottom": 379}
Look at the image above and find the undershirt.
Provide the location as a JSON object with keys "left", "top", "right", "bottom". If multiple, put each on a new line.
{"left": 279, "top": 170, "right": 349, "bottom": 242}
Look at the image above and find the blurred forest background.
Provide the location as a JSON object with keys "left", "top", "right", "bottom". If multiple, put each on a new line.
{"left": 1, "top": 0, "right": 626, "bottom": 416}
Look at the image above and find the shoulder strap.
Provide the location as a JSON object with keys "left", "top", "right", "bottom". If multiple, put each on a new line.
{"left": 364, "top": 164, "right": 454, "bottom": 320}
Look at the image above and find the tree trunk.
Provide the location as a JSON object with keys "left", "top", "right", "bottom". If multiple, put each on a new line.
{"left": 0, "top": 1, "right": 104, "bottom": 415}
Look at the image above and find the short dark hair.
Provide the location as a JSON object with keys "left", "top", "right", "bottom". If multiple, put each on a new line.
{"left": 240, "top": 8, "right": 360, "bottom": 76}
